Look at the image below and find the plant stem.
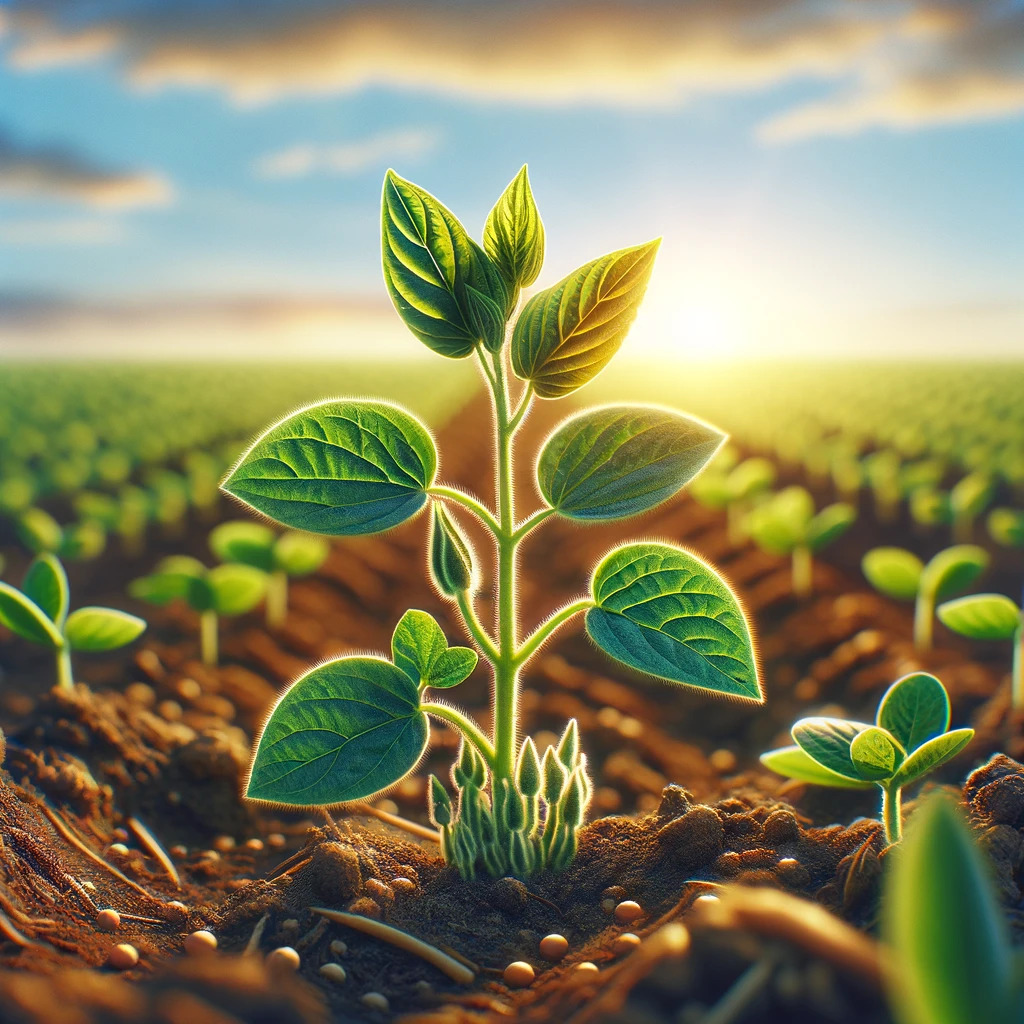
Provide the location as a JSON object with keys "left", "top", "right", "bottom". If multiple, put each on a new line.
{"left": 428, "top": 486, "right": 501, "bottom": 536}
{"left": 422, "top": 703, "right": 497, "bottom": 769}
{"left": 791, "top": 545, "right": 812, "bottom": 599}
{"left": 881, "top": 783, "right": 902, "bottom": 844}
{"left": 1012, "top": 623, "right": 1023, "bottom": 711}
{"left": 913, "top": 589, "right": 934, "bottom": 652}
{"left": 55, "top": 645, "right": 74, "bottom": 691}
{"left": 515, "top": 599, "right": 595, "bottom": 668}
{"left": 455, "top": 591, "right": 499, "bottom": 662}
{"left": 200, "top": 609, "right": 219, "bottom": 666}
{"left": 508, "top": 384, "right": 534, "bottom": 434}
{"left": 511, "top": 507, "right": 555, "bottom": 543}
{"left": 266, "top": 569, "right": 288, "bottom": 628}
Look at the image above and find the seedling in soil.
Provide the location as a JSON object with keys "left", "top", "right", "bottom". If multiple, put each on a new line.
{"left": 989, "top": 507, "right": 1024, "bottom": 549}
{"left": 884, "top": 794, "right": 1016, "bottom": 1024}
{"left": 130, "top": 556, "right": 267, "bottom": 666}
{"left": 861, "top": 544, "right": 988, "bottom": 652}
{"left": 948, "top": 471, "right": 994, "bottom": 543}
{"left": 0, "top": 553, "right": 146, "bottom": 690}
{"left": 747, "top": 486, "right": 855, "bottom": 599}
{"left": 224, "top": 167, "right": 762, "bottom": 879}
{"left": 761, "top": 671, "right": 973, "bottom": 844}
{"left": 938, "top": 593, "right": 1024, "bottom": 708}
{"left": 690, "top": 455, "right": 776, "bottom": 545}
{"left": 15, "top": 506, "right": 106, "bottom": 562}
{"left": 209, "top": 520, "right": 329, "bottom": 628}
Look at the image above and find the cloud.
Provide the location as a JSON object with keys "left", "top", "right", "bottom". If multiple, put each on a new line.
{"left": 0, "top": 217, "right": 128, "bottom": 245}
{"left": 255, "top": 128, "right": 438, "bottom": 180}
{"left": 0, "top": 131, "right": 174, "bottom": 208}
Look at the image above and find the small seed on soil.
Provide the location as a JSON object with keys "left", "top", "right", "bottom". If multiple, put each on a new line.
{"left": 365, "top": 878, "right": 392, "bottom": 901}
{"left": 176, "top": 678, "right": 201, "bottom": 701}
{"left": 361, "top": 992, "right": 389, "bottom": 1013}
{"left": 329, "top": 940, "right": 347, "bottom": 956}
{"left": 613, "top": 933, "right": 641, "bottom": 955}
{"left": 267, "top": 833, "right": 287, "bottom": 849}
{"left": 199, "top": 849, "right": 220, "bottom": 862}
{"left": 391, "top": 876, "right": 416, "bottom": 893}
{"left": 614, "top": 900, "right": 643, "bottom": 924}
{"left": 281, "top": 918, "right": 300, "bottom": 932}
{"left": 503, "top": 961, "right": 535, "bottom": 987}
{"left": 166, "top": 901, "right": 188, "bottom": 911}
{"left": 600, "top": 898, "right": 616, "bottom": 915}
{"left": 169, "top": 845, "right": 188, "bottom": 859}
{"left": 693, "top": 894, "right": 720, "bottom": 906}
{"left": 709, "top": 748, "right": 737, "bottom": 773}
{"left": 112, "top": 828, "right": 129, "bottom": 842}
{"left": 245, "top": 838, "right": 264, "bottom": 851}
{"left": 96, "top": 909, "right": 121, "bottom": 932}
{"left": 107, "top": 943, "right": 139, "bottom": 970}
{"left": 319, "top": 962, "right": 347, "bottom": 984}
{"left": 266, "top": 946, "right": 301, "bottom": 973}
{"left": 575, "top": 962, "right": 599, "bottom": 973}
{"left": 108, "top": 843, "right": 129, "bottom": 856}
{"left": 184, "top": 930, "right": 218, "bottom": 956}
{"left": 82, "top": 881, "right": 96, "bottom": 892}
{"left": 414, "top": 980, "right": 433, "bottom": 996}
{"left": 601, "top": 885, "right": 626, "bottom": 901}
{"left": 539, "top": 934, "right": 568, "bottom": 961}
{"left": 157, "top": 700, "right": 183, "bottom": 721}
{"left": 376, "top": 799, "right": 399, "bottom": 815}
{"left": 213, "top": 835, "right": 235, "bottom": 852}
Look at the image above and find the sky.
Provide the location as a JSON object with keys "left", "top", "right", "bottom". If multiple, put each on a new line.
{"left": 0, "top": 0, "right": 1022, "bottom": 361}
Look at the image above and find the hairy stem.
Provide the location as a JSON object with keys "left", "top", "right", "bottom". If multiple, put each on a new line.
{"left": 200, "top": 609, "right": 219, "bottom": 667}
{"left": 512, "top": 507, "right": 556, "bottom": 543}
{"left": 456, "top": 591, "right": 500, "bottom": 662}
{"left": 422, "top": 703, "right": 497, "bottom": 769}
{"left": 266, "top": 569, "right": 288, "bottom": 628}
{"left": 881, "top": 783, "right": 902, "bottom": 845}
{"left": 508, "top": 384, "right": 534, "bottom": 435}
{"left": 55, "top": 645, "right": 74, "bottom": 691}
{"left": 515, "top": 599, "right": 594, "bottom": 668}
{"left": 428, "top": 487, "right": 501, "bottom": 536}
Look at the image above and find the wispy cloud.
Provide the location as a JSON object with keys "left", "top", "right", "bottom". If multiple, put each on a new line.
{"left": 0, "top": 130, "right": 173, "bottom": 208}
{"left": 0, "top": 217, "right": 128, "bottom": 245}
{"left": 255, "top": 128, "right": 438, "bottom": 180}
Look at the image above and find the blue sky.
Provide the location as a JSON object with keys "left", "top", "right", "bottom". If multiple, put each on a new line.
{"left": 1, "top": 0, "right": 1022, "bottom": 359}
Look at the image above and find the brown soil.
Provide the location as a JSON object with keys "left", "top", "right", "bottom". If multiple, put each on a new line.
{"left": 0, "top": 394, "right": 1021, "bottom": 1024}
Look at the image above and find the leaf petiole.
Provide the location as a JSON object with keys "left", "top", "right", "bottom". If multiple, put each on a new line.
{"left": 456, "top": 590, "right": 500, "bottom": 662}
{"left": 515, "top": 598, "right": 594, "bottom": 668}
{"left": 428, "top": 487, "right": 501, "bottom": 536}
{"left": 511, "top": 507, "right": 556, "bottom": 543}
{"left": 421, "top": 702, "right": 497, "bottom": 770}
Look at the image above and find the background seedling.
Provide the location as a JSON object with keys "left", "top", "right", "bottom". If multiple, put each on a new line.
{"left": 761, "top": 671, "right": 973, "bottom": 843}
{"left": 224, "top": 167, "right": 762, "bottom": 879}
{"left": 948, "top": 471, "right": 995, "bottom": 543}
{"left": 861, "top": 544, "right": 988, "bottom": 652}
{"left": 130, "top": 556, "right": 267, "bottom": 665}
{"left": 0, "top": 553, "right": 146, "bottom": 690}
{"left": 210, "top": 520, "right": 329, "bottom": 628}
{"left": 689, "top": 454, "right": 776, "bottom": 545}
{"left": 747, "top": 485, "right": 855, "bottom": 599}
{"left": 14, "top": 506, "right": 107, "bottom": 563}
{"left": 988, "top": 507, "right": 1024, "bottom": 549}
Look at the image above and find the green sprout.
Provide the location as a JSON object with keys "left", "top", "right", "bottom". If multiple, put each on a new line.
{"left": 209, "top": 521, "right": 329, "bottom": 628}
{"left": 689, "top": 455, "right": 776, "bottom": 546}
{"left": 861, "top": 544, "right": 988, "bottom": 652}
{"left": 130, "top": 556, "right": 267, "bottom": 666}
{"left": 747, "top": 486, "right": 855, "bottom": 599}
{"left": 15, "top": 506, "right": 107, "bottom": 562}
{"left": 0, "top": 554, "right": 146, "bottom": 690}
{"left": 222, "top": 167, "right": 762, "bottom": 879}
{"left": 988, "top": 507, "right": 1024, "bottom": 549}
{"left": 948, "top": 470, "right": 995, "bottom": 543}
{"left": 761, "top": 671, "right": 973, "bottom": 844}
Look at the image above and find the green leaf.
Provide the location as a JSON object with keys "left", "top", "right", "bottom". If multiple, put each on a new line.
{"left": 891, "top": 729, "right": 974, "bottom": 788}
{"left": 17, "top": 507, "right": 63, "bottom": 554}
{"left": 726, "top": 458, "right": 775, "bottom": 501}
{"left": 950, "top": 472, "right": 994, "bottom": 519}
{"left": 392, "top": 610, "right": 448, "bottom": 685}
{"left": 210, "top": 520, "right": 276, "bottom": 572}
{"left": 537, "top": 405, "right": 725, "bottom": 521}
{"left": 65, "top": 607, "right": 146, "bottom": 652}
{"left": 885, "top": 795, "right": 1013, "bottom": 1024}
{"left": 273, "top": 532, "right": 329, "bottom": 577}
{"left": 128, "top": 556, "right": 206, "bottom": 606}
{"left": 850, "top": 726, "right": 902, "bottom": 781}
{"left": 585, "top": 542, "right": 761, "bottom": 701}
{"left": 463, "top": 285, "right": 506, "bottom": 353}
{"left": 749, "top": 487, "right": 814, "bottom": 555}
{"left": 207, "top": 564, "right": 267, "bottom": 616}
{"left": 877, "top": 672, "right": 951, "bottom": 752}
{"left": 246, "top": 656, "right": 428, "bottom": 806}
{"left": 511, "top": 239, "right": 659, "bottom": 399}
{"left": 427, "top": 647, "right": 478, "bottom": 689}
{"left": 921, "top": 545, "right": 988, "bottom": 601}
{"left": 791, "top": 717, "right": 872, "bottom": 780}
{"left": 862, "top": 547, "right": 923, "bottom": 601}
{"left": 484, "top": 165, "right": 544, "bottom": 294}
{"left": 807, "top": 503, "right": 856, "bottom": 552}
{"left": 760, "top": 745, "right": 874, "bottom": 789}
{"left": 429, "top": 504, "right": 474, "bottom": 596}
{"left": 222, "top": 399, "right": 437, "bottom": 536}
{"left": 59, "top": 520, "right": 106, "bottom": 561}
{"left": 938, "top": 594, "right": 1020, "bottom": 641}
{"left": 988, "top": 507, "right": 1024, "bottom": 548}
{"left": 22, "top": 554, "right": 69, "bottom": 627}
{"left": 381, "top": 170, "right": 508, "bottom": 358}
{"left": 0, "top": 581, "right": 63, "bottom": 648}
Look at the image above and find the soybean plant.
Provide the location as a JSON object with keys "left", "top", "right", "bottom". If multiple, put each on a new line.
{"left": 761, "top": 672, "right": 973, "bottom": 844}
{"left": 861, "top": 544, "right": 987, "bottom": 652}
{"left": 0, "top": 554, "right": 146, "bottom": 690}
{"left": 690, "top": 455, "right": 776, "bottom": 546}
{"left": 224, "top": 167, "right": 762, "bottom": 879}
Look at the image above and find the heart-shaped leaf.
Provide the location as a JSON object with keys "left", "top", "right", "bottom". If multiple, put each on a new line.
{"left": 537, "top": 405, "right": 725, "bottom": 521}
{"left": 223, "top": 400, "right": 437, "bottom": 536}
{"left": 381, "top": 170, "right": 508, "bottom": 357}
{"left": 484, "top": 165, "right": 544, "bottom": 294}
{"left": 207, "top": 564, "right": 267, "bottom": 616}
{"left": 760, "top": 745, "right": 874, "bottom": 789}
{"left": 274, "top": 532, "right": 330, "bottom": 577}
{"left": 892, "top": 729, "right": 974, "bottom": 788}
{"left": 585, "top": 542, "right": 760, "bottom": 701}
{"left": 427, "top": 647, "right": 478, "bottom": 689}
{"left": 392, "top": 610, "right": 448, "bottom": 686}
{"left": 791, "top": 718, "right": 872, "bottom": 780}
{"left": 210, "top": 521, "right": 276, "bottom": 572}
{"left": 22, "top": 554, "right": 69, "bottom": 627}
{"left": 862, "top": 547, "right": 923, "bottom": 601}
{"left": 247, "top": 656, "right": 428, "bottom": 805}
{"left": 938, "top": 594, "right": 1021, "bottom": 641}
{"left": 0, "top": 581, "right": 62, "bottom": 648}
{"left": 921, "top": 545, "right": 988, "bottom": 601}
{"left": 807, "top": 503, "right": 856, "bottom": 553}
{"left": 877, "top": 672, "right": 951, "bottom": 753}
{"left": 65, "top": 607, "right": 146, "bottom": 652}
{"left": 511, "top": 239, "right": 659, "bottom": 399}
{"left": 850, "top": 726, "right": 902, "bottom": 781}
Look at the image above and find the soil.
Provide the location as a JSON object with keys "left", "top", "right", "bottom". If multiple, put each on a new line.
{"left": 0, "top": 394, "right": 1022, "bottom": 1024}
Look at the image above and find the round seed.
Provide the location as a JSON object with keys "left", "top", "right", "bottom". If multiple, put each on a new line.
{"left": 184, "top": 930, "right": 218, "bottom": 956}
{"left": 575, "top": 961, "right": 599, "bottom": 973}
{"left": 600, "top": 898, "right": 616, "bottom": 914}
{"left": 329, "top": 940, "right": 348, "bottom": 956}
{"left": 392, "top": 876, "right": 416, "bottom": 893}
{"left": 96, "top": 908, "right": 121, "bottom": 932}
{"left": 614, "top": 900, "right": 643, "bottom": 924}
{"left": 245, "top": 838, "right": 264, "bottom": 851}
{"left": 361, "top": 992, "right": 389, "bottom": 1012}
{"left": 266, "top": 946, "right": 300, "bottom": 972}
{"left": 108, "top": 843, "right": 129, "bottom": 856}
{"left": 613, "top": 932, "right": 641, "bottom": 955}
{"left": 503, "top": 961, "right": 535, "bottom": 987}
{"left": 107, "top": 943, "right": 139, "bottom": 970}
{"left": 319, "top": 962, "right": 347, "bottom": 984}
{"left": 539, "top": 934, "right": 569, "bottom": 961}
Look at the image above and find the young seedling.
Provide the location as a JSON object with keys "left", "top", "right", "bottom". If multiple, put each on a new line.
{"left": 988, "top": 507, "right": 1024, "bottom": 549}
{"left": 130, "top": 556, "right": 267, "bottom": 666}
{"left": 938, "top": 593, "right": 1024, "bottom": 708}
{"left": 209, "top": 521, "right": 329, "bottom": 628}
{"left": 747, "top": 486, "right": 855, "bottom": 599}
{"left": 761, "top": 671, "right": 973, "bottom": 844}
{"left": 862, "top": 449, "right": 902, "bottom": 523}
{"left": 690, "top": 455, "right": 776, "bottom": 546}
{"left": 223, "top": 167, "right": 762, "bottom": 879}
{"left": 861, "top": 544, "right": 988, "bottom": 652}
{"left": 0, "top": 554, "right": 146, "bottom": 690}
{"left": 15, "top": 506, "right": 107, "bottom": 562}
{"left": 948, "top": 471, "right": 994, "bottom": 543}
